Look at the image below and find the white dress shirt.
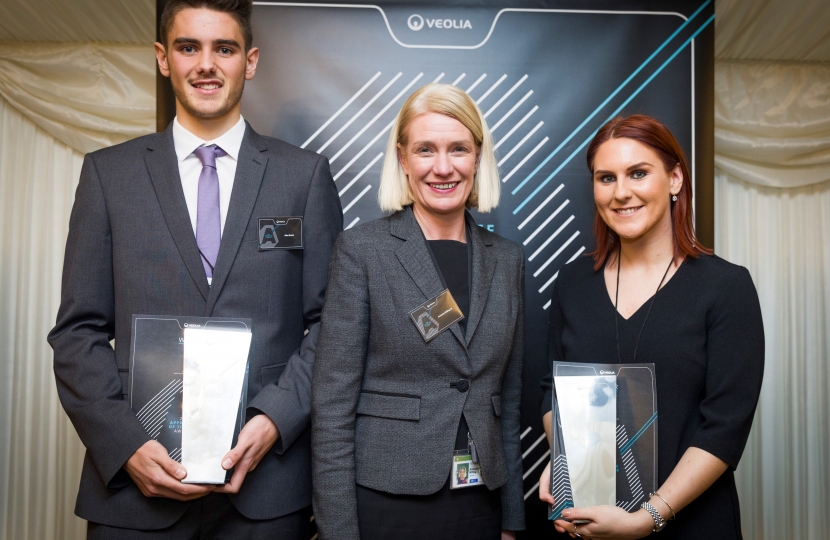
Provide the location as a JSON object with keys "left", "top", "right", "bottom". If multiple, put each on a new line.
{"left": 172, "top": 115, "right": 246, "bottom": 238}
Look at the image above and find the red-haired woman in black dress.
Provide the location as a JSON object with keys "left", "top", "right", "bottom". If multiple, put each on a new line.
{"left": 538, "top": 115, "right": 764, "bottom": 539}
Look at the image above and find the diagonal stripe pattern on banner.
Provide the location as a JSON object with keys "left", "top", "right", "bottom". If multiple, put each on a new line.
{"left": 514, "top": 13, "right": 715, "bottom": 214}
{"left": 510, "top": 0, "right": 711, "bottom": 200}
{"left": 301, "top": 71, "right": 381, "bottom": 149}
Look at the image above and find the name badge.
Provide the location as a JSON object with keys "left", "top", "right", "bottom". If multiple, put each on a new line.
{"left": 450, "top": 451, "right": 484, "bottom": 489}
{"left": 258, "top": 217, "right": 303, "bottom": 250}
{"left": 408, "top": 289, "right": 464, "bottom": 343}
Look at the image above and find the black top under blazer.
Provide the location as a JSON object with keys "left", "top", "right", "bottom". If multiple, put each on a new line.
{"left": 311, "top": 206, "right": 526, "bottom": 539}
{"left": 541, "top": 254, "right": 765, "bottom": 539}
{"left": 48, "top": 123, "right": 343, "bottom": 529}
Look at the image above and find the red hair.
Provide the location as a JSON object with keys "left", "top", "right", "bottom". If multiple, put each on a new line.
{"left": 585, "top": 114, "right": 711, "bottom": 270}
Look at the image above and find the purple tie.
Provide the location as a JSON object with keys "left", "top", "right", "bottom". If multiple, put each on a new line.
{"left": 194, "top": 144, "right": 225, "bottom": 279}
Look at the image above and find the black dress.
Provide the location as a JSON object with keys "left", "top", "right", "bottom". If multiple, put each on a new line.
{"left": 356, "top": 238, "right": 502, "bottom": 540}
{"left": 541, "top": 254, "right": 764, "bottom": 540}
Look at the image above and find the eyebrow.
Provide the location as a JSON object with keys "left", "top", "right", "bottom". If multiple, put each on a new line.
{"left": 593, "top": 162, "right": 654, "bottom": 175}
{"left": 172, "top": 37, "right": 241, "bottom": 48}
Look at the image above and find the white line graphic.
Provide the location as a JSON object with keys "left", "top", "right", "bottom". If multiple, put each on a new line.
{"left": 525, "top": 480, "right": 541, "bottom": 501}
{"left": 343, "top": 185, "right": 372, "bottom": 213}
{"left": 567, "top": 246, "right": 586, "bottom": 264}
{"left": 494, "top": 106, "right": 538, "bottom": 150}
{"left": 518, "top": 183, "right": 565, "bottom": 230}
{"left": 522, "top": 433, "right": 547, "bottom": 459}
{"left": 529, "top": 215, "right": 574, "bottom": 261}
{"left": 465, "top": 73, "right": 486, "bottom": 93}
{"left": 490, "top": 90, "right": 533, "bottom": 133}
{"left": 339, "top": 152, "right": 383, "bottom": 196}
{"left": 523, "top": 449, "right": 551, "bottom": 480}
{"left": 543, "top": 299, "right": 552, "bottom": 310}
{"left": 334, "top": 118, "right": 392, "bottom": 180}
{"left": 534, "top": 230, "right": 580, "bottom": 277}
{"left": 540, "top": 271, "right": 560, "bottom": 295}
{"left": 498, "top": 121, "right": 543, "bottom": 166}
{"left": 330, "top": 73, "right": 423, "bottom": 163}
{"left": 524, "top": 200, "right": 569, "bottom": 245}
{"left": 451, "top": 73, "right": 466, "bottom": 86}
{"left": 502, "top": 137, "right": 548, "bottom": 183}
{"left": 475, "top": 74, "right": 507, "bottom": 104}
{"left": 520, "top": 426, "right": 532, "bottom": 440}
{"left": 346, "top": 217, "right": 360, "bottom": 229}
{"left": 301, "top": 71, "right": 381, "bottom": 149}
{"left": 484, "top": 74, "right": 528, "bottom": 118}
{"left": 318, "top": 72, "right": 402, "bottom": 153}
{"left": 432, "top": 72, "right": 445, "bottom": 83}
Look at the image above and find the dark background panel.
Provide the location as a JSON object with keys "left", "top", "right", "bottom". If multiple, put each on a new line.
{"left": 156, "top": 1, "right": 714, "bottom": 537}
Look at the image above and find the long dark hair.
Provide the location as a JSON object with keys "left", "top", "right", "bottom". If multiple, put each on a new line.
{"left": 586, "top": 114, "right": 711, "bottom": 270}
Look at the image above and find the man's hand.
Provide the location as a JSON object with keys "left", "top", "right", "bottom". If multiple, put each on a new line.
{"left": 215, "top": 414, "right": 279, "bottom": 494}
{"left": 124, "top": 440, "right": 216, "bottom": 501}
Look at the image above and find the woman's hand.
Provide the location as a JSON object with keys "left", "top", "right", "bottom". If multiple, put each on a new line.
{"left": 553, "top": 506, "right": 654, "bottom": 539}
{"left": 538, "top": 461, "right": 555, "bottom": 505}
{"left": 501, "top": 531, "right": 516, "bottom": 539}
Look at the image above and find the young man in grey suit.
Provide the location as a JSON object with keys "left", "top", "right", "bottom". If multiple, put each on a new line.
{"left": 47, "top": 0, "right": 342, "bottom": 537}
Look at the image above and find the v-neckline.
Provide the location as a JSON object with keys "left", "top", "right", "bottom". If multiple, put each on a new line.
{"left": 604, "top": 258, "right": 686, "bottom": 321}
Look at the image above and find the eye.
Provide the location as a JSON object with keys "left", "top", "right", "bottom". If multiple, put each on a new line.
{"left": 598, "top": 174, "right": 615, "bottom": 184}
{"left": 452, "top": 146, "right": 470, "bottom": 153}
{"left": 415, "top": 147, "right": 432, "bottom": 155}
{"left": 219, "top": 47, "right": 233, "bottom": 55}
{"left": 182, "top": 45, "right": 195, "bottom": 54}
{"left": 631, "top": 170, "right": 647, "bottom": 179}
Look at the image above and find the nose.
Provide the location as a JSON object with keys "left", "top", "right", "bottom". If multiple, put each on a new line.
{"left": 614, "top": 176, "right": 632, "bottom": 201}
{"left": 196, "top": 48, "right": 216, "bottom": 74}
{"left": 432, "top": 151, "right": 453, "bottom": 178}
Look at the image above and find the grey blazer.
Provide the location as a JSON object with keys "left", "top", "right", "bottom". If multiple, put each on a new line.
{"left": 311, "top": 206, "right": 525, "bottom": 539}
{"left": 47, "top": 123, "right": 342, "bottom": 529}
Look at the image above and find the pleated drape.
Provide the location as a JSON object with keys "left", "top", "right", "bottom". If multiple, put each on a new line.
{"left": 0, "top": 97, "right": 87, "bottom": 540}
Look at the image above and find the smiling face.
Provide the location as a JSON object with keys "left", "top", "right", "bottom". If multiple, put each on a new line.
{"left": 592, "top": 137, "right": 683, "bottom": 244}
{"left": 398, "top": 112, "right": 478, "bottom": 220}
{"left": 155, "top": 8, "right": 258, "bottom": 128}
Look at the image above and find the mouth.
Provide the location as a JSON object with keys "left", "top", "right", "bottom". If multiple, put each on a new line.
{"left": 190, "top": 79, "right": 223, "bottom": 94}
{"left": 613, "top": 206, "right": 642, "bottom": 216}
{"left": 428, "top": 182, "right": 459, "bottom": 191}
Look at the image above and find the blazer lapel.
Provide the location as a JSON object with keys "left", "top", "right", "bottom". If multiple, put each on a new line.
{"left": 464, "top": 212, "right": 496, "bottom": 345}
{"left": 144, "top": 128, "right": 210, "bottom": 301}
{"left": 205, "top": 124, "right": 268, "bottom": 316}
{"left": 392, "top": 207, "right": 467, "bottom": 349}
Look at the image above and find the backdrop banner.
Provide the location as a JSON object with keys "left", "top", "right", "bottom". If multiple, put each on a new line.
{"left": 242, "top": 1, "right": 714, "bottom": 536}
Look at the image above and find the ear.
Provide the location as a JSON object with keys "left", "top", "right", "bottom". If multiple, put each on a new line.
{"left": 669, "top": 164, "right": 683, "bottom": 198}
{"left": 155, "top": 42, "right": 170, "bottom": 78}
{"left": 245, "top": 47, "right": 259, "bottom": 81}
{"left": 397, "top": 143, "right": 410, "bottom": 176}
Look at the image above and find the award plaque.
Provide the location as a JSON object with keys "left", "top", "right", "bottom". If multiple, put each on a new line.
{"left": 549, "top": 362, "right": 658, "bottom": 520}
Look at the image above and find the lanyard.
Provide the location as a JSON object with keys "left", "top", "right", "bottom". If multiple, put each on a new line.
{"left": 614, "top": 245, "right": 674, "bottom": 363}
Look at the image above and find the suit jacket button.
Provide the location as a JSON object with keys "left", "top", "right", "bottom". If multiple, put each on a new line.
{"left": 456, "top": 379, "right": 469, "bottom": 393}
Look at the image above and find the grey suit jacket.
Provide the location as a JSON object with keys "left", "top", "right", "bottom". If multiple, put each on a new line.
{"left": 47, "top": 123, "right": 342, "bottom": 529}
{"left": 311, "top": 206, "right": 525, "bottom": 539}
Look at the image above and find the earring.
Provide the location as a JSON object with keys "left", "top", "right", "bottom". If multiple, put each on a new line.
{"left": 671, "top": 194, "right": 678, "bottom": 202}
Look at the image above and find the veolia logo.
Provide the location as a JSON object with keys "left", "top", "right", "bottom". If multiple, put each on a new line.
{"left": 407, "top": 14, "right": 424, "bottom": 31}
{"left": 407, "top": 13, "right": 473, "bottom": 31}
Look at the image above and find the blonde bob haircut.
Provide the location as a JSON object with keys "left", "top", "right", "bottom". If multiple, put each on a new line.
{"left": 378, "top": 83, "right": 500, "bottom": 213}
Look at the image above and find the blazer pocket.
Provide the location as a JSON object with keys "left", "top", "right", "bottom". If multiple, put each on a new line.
{"left": 491, "top": 394, "right": 502, "bottom": 417}
{"left": 260, "top": 362, "right": 288, "bottom": 387}
{"left": 356, "top": 391, "right": 421, "bottom": 421}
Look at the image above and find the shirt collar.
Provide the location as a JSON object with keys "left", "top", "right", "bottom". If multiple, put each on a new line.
{"left": 172, "top": 115, "right": 247, "bottom": 163}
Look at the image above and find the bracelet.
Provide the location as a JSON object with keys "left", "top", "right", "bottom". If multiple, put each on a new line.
{"left": 640, "top": 501, "right": 666, "bottom": 532}
{"left": 651, "top": 492, "right": 677, "bottom": 520}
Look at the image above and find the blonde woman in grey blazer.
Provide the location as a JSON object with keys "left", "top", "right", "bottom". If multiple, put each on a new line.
{"left": 311, "top": 84, "right": 525, "bottom": 540}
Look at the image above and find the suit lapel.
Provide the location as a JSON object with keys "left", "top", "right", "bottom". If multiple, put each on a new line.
{"left": 205, "top": 124, "right": 268, "bottom": 316}
{"left": 464, "top": 212, "right": 496, "bottom": 346}
{"left": 144, "top": 128, "right": 210, "bottom": 301}
{"left": 392, "top": 207, "right": 467, "bottom": 349}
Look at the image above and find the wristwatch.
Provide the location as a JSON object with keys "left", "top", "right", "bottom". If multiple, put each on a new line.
{"left": 640, "top": 501, "right": 667, "bottom": 532}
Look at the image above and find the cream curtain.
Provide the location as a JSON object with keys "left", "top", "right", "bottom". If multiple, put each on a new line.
{"left": 0, "top": 42, "right": 155, "bottom": 154}
{"left": 0, "top": 43, "right": 153, "bottom": 540}
{"left": 714, "top": 61, "right": 830, "bottom": 540}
